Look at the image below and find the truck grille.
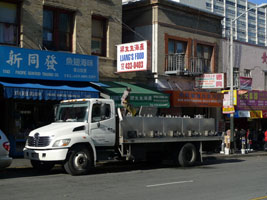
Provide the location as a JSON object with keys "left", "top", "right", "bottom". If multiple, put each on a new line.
{"left": 27, "top": 136, "right": 51, "bottom": 147}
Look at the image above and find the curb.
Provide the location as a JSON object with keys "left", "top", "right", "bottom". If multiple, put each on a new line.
{"left": 203, "top": 151, "right": 267, "bottom": 160}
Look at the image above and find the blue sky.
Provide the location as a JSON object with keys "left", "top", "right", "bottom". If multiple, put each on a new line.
{"left": 249, "top": 0, "right": 267, "bottom": 4}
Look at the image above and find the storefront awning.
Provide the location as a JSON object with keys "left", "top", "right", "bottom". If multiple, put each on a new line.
{"left": 99, "top": 81, "right": 170, "bottom": 108}
{"left": 0, "top": 82, "right": 99, "bottom": 100}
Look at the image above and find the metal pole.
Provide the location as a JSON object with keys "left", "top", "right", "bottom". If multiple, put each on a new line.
{"left": 230, "top": 20, "right": 234, "bottom": 143}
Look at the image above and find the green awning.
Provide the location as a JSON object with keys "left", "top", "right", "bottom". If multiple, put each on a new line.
{"left": 100, "top": 82, "right": 170, "bottom": 108}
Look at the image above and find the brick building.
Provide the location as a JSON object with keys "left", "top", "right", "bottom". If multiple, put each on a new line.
{"left": 0, "top": 0, "right": 126, "bottom": 156}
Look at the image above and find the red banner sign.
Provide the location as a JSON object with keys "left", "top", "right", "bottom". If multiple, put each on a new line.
{"left": 169, "top": 91, "right": 223, "bottom": 107}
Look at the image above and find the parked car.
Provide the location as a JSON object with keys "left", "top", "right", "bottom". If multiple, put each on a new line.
{"left": 0, "top": 129, "right": 12, "bottom": 169}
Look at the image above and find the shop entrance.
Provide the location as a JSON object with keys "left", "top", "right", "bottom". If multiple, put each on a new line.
{"left": 0, "top": 99, "right": 57, "bottom": 157}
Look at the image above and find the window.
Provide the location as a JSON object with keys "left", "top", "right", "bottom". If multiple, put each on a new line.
{"left": 237, "top": 4, "right": 246, "bottom": 10}
{"left": 226, "top": 0, "right": 235, "bottom": 6}
{"left": 196, "top": 44, "right": 213, "bottom": 73}
{"left": 91, "top": 103, "right": 111, "bottom": 123}
{"left": 233, "top": 68, "right": 239, "bottom": 88}
{"left": 91, "top": 16, "right": 107, "bottom": 56}
{"left": 168, "top": 39, "right": 187, "bottom": 54}
{"left": 43, "top": 7, "right": 73, "bottom": 51}
{"left": 0, "top": 1, "right": 19, "bottom": 45}
{"left": 244, "top": 69, "right": 251, "bottom": 77}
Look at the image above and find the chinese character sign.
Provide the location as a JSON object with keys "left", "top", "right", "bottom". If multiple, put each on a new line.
{"left": 117, "top": 41, "right": 149, "bottom": 73}
{"left": 195, "top": 73, "right": 224, "bottom": 89}
{"left": 0, "top": 46, "right": 98, "bottom": 82}
{"left": 237, "top": 90, "right": 267, "bottom": 110}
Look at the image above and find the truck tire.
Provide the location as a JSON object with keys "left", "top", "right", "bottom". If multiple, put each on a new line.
{"left": 31, "top": 160, "right": 55, "bottom": 171}
{"left": 178, "top": 143, "right": 197, "bottom": 167}
{"left": 64, "top": 145, "right": 92, "bottom": 176}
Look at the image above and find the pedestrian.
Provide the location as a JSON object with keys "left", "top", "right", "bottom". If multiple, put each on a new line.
{"left": 235, "top": 128, "right": 240, "bottom": 151}
{"left": 240, "top": 128, "right": 246, "bottom": 152}
{"left": 264, "top": 130, "right": 267, "bottom": 151}
{"left": 246, "top": 129, "right": 253, "bottom": 151}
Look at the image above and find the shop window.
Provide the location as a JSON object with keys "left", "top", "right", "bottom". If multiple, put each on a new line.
{"left": 91, "top": 16, "right": 107, "bottom": 57}
{"left": 0, "top": 1, "right": 19, "bottom": 45}
{"left": 196, "top": 44, "right": 213, "bottom": 73}
{"left": 43, "top": 7, "right": 73, "bottom": 51}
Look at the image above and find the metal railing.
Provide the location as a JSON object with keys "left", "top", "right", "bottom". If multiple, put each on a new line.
{"left": 165, "top": 54, "right": 211, "bottom": 76}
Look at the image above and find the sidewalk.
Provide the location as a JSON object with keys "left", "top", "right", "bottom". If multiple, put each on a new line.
{"left": 203, "top": 150, "right": 267, "bottom": 159}
{"left": 8, "top": 150, "right": 267, "bottom": 169}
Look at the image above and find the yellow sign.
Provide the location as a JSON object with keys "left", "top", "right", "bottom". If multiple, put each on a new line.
{"left": 223, "top": 106, "right": 235, "bottom": 114}
{"left": 250, "top": 111, "right": 262, "bottom": 119}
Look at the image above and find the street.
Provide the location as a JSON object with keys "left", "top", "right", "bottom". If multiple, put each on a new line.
{"left": 1, "top": 156, "right": 267, "bottom": 200}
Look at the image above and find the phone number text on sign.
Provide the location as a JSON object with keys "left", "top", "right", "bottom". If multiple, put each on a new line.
{"left": 117, "top": 41, "right": 148, "bottom": 73}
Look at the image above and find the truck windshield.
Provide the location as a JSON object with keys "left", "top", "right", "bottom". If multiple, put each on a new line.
{"left": 55, "top": 101, "right": 89, "bottom": 122}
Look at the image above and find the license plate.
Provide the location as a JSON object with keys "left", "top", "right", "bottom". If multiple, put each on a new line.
{"left": 31, "top": 152, "right": 39, "bottom": 159}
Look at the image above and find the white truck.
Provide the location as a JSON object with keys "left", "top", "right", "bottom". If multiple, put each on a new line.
{"left": 24, "top": 98, "right": 221, "bottom": 175}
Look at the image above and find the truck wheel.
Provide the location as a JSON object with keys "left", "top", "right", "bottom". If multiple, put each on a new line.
{"left": 64, "top": 145, "right": 92, "bottom": 176}
{"left": 178, "top": 143, "right": 197, "bottom": 167}
{"left": 31, "top": 160, "right": 55, "bottom": 171}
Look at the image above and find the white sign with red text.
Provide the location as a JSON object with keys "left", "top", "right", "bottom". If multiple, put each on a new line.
{"left": 195, "top": 73, "right": 224, "bottom": 89}
{"left": 117, "top": 41, "right": 148, "bottom": 73}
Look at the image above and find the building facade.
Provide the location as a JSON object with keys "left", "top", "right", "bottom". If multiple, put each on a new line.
{"left": 222, "top": 38, "right": 267, "bottom": 131}
{"left": 0, "top": 0, "right": 124, "bottom": 156}
{"left": 0, "top": 0, "right": 124, "bottom": 80}
{"left": 176, "top": 0, "right": 267, "bottom": 46}
{"left": 123, "top": 0, "right": 224, "bottom": 129}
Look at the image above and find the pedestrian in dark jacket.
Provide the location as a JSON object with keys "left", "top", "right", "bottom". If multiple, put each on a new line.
{"left": 264, "top": 130, "right": 267, "bottom": 151}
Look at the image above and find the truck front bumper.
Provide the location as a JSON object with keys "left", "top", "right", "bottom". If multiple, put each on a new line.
{"left": 24, "top": 148, "right": 69, "bottom": 161}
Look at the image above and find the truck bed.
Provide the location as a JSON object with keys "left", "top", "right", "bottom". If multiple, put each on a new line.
{"left": 119, "top": 116, "right": 222, "bottom": 144}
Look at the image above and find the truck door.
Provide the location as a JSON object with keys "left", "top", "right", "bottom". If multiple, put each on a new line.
{"left": 89, "top": 102, "right": 116, "bottom": 146}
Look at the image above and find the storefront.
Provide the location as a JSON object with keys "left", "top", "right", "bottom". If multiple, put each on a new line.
{"left": 94, "top": 81, "right": 170, "bottom": 110}
{"left": 0, "top": 45, "right": 99, "bottom": 156}
{"left": 163, "top": 90, "right": 223, "bottom": 119}
{"left": 233, "top": 90, "right": 267, "bottom": 131}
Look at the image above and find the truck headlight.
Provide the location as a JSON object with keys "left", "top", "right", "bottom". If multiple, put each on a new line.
{"left": 53, "top": 139, "right": 71, "bottom": 147}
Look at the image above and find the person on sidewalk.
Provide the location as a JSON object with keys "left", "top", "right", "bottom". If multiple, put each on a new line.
{"left": 246, "top": 129, "right": 253, "bottom": 152}
{"left": 264, "top": 130, "right": 267, "bottom": 151}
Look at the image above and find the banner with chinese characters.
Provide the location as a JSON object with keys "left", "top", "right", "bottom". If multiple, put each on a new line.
{"left": 170, "top": 91, "right": 223, "bottom": 107}
{"left": 0, "top": 46, "right": 98, "bottom": 82}
{"left": 250, "top": 111, "right": 262, "bottom": 119}
{"left": 195, "top": 73, "right": 225, "bottom": 89}
{"left": 237, "top": 90, "right": 267, "bottom": 110}
{"left": 117, "top": 41, "right": 150, "bottom": 73}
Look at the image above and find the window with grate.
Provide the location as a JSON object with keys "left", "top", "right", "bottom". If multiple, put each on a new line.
{"left": 168, "top": 39, "right": 187, "bottom": 54}
{"left": 91, "top": 16, "right": 107, "bottom": 57}
{"left": 43, "top": 7, "right": 73, "bottom": 51}
{"left": 0, "top": 1, "right": 19, "bottom": 45}
{"left": 196, "top": 44, "right": 213, "bottom": 73}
